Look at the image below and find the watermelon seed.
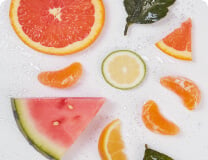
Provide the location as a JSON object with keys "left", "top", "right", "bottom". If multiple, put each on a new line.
{"left": 53, "top": 121, "right": 60, "bottom": 126}
{"left": 68, "top": 105, "right": 74, "bottom": 110}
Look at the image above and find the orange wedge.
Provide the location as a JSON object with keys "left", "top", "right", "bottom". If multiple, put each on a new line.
{"left": 38, "top": 62, "right": 82, "bottom": 88}
{"left": 142, "top": 100, "right": 180, "bottom": 135}
{"left": 156, "top": 18, "right": 192, "bottom": 60}
{"left": 98, "top": 119, "right": 127, "bottom": 160}
{"left": 160, "top": 76, "right": 201, "bottom": 110}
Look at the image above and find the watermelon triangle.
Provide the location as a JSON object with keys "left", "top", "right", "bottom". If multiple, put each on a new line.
{"left": 11, "top": 97, "right": 105, "bottom": 159}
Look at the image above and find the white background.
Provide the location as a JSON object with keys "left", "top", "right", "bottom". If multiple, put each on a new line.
{"left": 0, "top": 0, "right": 208, "bottom": 159}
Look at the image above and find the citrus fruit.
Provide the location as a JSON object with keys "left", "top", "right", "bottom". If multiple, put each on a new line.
{"left": 156, "top": 18, "right": 192, "bottom": 60}
{"left": 38, "top": 62, "right": 82, "bottom": 88}
{"left": 12, "top": 97, "right": 105, "bottom": 159}
{"left": 160, "top": 76, "right": 201, "bottom": 110}
{"left": 102, "top": 50, "right": 146, "bottom": 90}
{"left": 10, "top": 0, "right": 105, "bottom": 55}
{"left": 142, "top": 100, "right": 180, "bottom": 135}
{"left": 98, "top": 119, "right": 127, "bottom": 160}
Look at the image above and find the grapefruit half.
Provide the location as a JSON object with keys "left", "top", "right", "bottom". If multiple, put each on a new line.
{"left": 10, "top": 0, "right": 105, "bottom": 55}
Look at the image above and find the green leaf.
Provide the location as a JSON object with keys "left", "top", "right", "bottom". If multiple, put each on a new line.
{"left": 124, "top": 0, "right": 176, "bottom": 35}
{"left": 143, "top": 144, "right": 174, "bottom": 160}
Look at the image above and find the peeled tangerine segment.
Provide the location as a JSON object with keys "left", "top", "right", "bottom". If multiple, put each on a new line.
{"left": 38, "top": 62, "right": 82, "bottom": 88}
{"left": 98, "top": 119, "right": 127, "bottom": 160}
{"left": 156, "top": 18, "right": 192, "bottom": 61}
{"left": 160, "top": 76, "right": 201, "bottom": 110}
{"left": 142, "top": 100, "right": 180, "bottom": 135}
{"left": 11, "top": 97, "right": 105, "bottom": 160}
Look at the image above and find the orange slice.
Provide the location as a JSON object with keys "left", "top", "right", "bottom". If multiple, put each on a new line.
{"left": 98, "top": 119, "right": 127, "bottom": 160}
{"left": 38, "top": 62, "right": 82, "bottom": 88}
{"left": 142, "top": 100, "right": 180, "bottom": 135}
{"left": 160, "top": 76, "right": 201, "bottom": 110}
{"left": 10, "top": 0, "right": 105, "bottom": 55}
{"left": 156, "top": 18, "right": 192, "bottom": 60}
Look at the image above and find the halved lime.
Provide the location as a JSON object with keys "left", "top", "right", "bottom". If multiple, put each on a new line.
{"left": 102, "top": 50, "right": 146, "bottom": 90}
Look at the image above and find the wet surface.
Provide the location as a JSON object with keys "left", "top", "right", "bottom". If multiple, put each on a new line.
{"left": 1, "top": 0, "right": 208, "bottom": 160}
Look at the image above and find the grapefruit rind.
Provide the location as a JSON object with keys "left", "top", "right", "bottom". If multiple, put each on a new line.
{"left": 9, "top": 0, "right": 105, "bottom": 55}
{"left": 156, "top": 41, "right": 192, "bottom": 61}
{"left": 102, "top": 50, "right": 146, "bottom": 90}
{"left": 12, "top": 98, "right": 64, "bottom": 160}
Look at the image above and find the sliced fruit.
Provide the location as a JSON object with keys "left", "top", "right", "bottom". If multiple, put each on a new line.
{"left": 98, "top": 119, "right": 127, "bottom": 160}
{"left": 142, "top": 100, "right": 179, "bottom": 135}
{"left": 102, "top": 50, "right": 146, "bottom": 90}
{"left": 156, "top": 18, "right": 192, "bottom": 60}
{"left": 10, "top": 0, "right": 105, "bottom": 55}
{"left": 38, "top": 62, "right": 82, "bottom": 88}
{"left": 143, "top": 144, "right": 173, "bottom": 160}
{"left": 160, "top": 76, "right": 201, "bottom": 110}
{"left": 11, "top": 97, "right": 105, "bottom": 159}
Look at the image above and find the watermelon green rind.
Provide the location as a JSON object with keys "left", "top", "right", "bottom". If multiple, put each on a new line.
{"left": 11, "top": 98, "right": 61, "bottom": 160}
{"left": 11, "top": 97, "right": 105, "bottom": 160}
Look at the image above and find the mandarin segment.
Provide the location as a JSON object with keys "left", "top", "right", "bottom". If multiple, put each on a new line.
{"left": 160, "top": 76, "right": 201, "bottom": 110}
{"left": 142, "top": 100, "right": 180, "bottom": 135}
{"left": 38, "top": 62, "right": 82, "bottom": 88}
{"left": 156, "top": 18, "right": 192, "bottom": 60}
{"left": 10, "top": 0, "right": 105, "bottom": 55}
{"left": 98, "top": 119, "right": 127, "bottom": 160}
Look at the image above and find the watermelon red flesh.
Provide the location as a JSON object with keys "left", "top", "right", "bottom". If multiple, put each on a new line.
{"left": 12, "top": 97, "right": 105, "bottom": 159}
{"left": 28, "top": 98, "right": 105, "bottom": 147}
{"left": 18, "top": 0, "right": 95, "bottom": 48}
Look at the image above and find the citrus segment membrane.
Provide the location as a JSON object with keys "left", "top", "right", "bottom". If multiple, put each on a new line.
{"left": 160, "top": 76, "right": 201, "bottom": 110}
{"left": 38, "top": 62, "right": 82, "bottom": 88}
{"left": 142, "top": 100, "right": 180, "bottom": 135}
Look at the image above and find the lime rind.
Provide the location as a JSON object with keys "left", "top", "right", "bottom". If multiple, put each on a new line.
{"left": 102, "top": 50, "right": 146, "bottom": 90}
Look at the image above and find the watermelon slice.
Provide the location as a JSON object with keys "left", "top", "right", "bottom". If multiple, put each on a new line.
{"left": 11, "top": 97, "right": 105, "bottom": 160}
